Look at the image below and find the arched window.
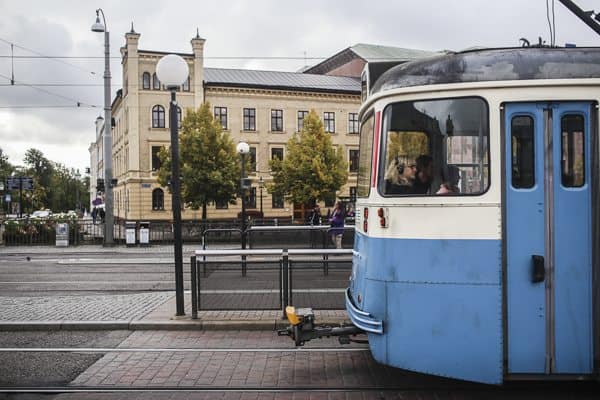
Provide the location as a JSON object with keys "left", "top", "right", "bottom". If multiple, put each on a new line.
{"left": 142, "top": 72, "right": 151, "bottom": 90}
{"left": 152, "top": 105, "right": 165, "bottom": 128}
{"left": 152, "top": 73, "right": 161, "bottom": 90}
{"left": 152, "top": 188, "right": 164, "bottom": 210}
{"left": 177, "top": 106, "right": 182, "bottom": 128}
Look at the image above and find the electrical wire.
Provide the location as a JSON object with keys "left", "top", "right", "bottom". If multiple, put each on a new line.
{"left": 552, "top": 0, "right": 556, "bottom": 46}
{"left": 0, "top": 37, "right": 100, "bottom": 76}
{"left": 546, "top": 0, "right": 554, "bottom": 46}
{"left": 0, "top": 72, "right": 99, "bottom": 108}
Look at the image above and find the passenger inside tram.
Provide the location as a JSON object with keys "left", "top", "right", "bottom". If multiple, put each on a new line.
{"left": 436, "top": 165, "right": 461, "bottom": 194}
{"left": 384, "top": 157, "right": 416, "bottom": 194}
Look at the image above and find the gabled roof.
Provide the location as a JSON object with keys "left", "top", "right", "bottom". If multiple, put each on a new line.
{"left": 303, "top": 43, "right": 440, "bottom": 75}
{"left": 350, "top": 43, "right": 439, "bottom": 62}
{"left": 204, "top": 67, "right": 360, "bottom": 94}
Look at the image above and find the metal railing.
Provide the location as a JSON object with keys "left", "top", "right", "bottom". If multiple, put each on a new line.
{"left": 190, "top": 248, "right": 353, "bottom": 317}
{"left": 247, "top": 225, "right": 355, "bottom": 249}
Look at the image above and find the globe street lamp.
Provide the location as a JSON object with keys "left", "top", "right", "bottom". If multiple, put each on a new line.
{"left": 91, "top": 9, "right": 114, "bottom": 246}
{"left": 236, "top": 141, "right": 250, "bottom": 250}
{"left": 156, "top": 54, "right": 189, "bottom": 317}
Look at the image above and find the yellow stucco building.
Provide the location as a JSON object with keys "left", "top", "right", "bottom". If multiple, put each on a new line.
{"left": 90, "top": 28, "right": 434, "bottom": 222}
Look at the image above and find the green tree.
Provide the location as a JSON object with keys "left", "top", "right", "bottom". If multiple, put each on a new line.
{"left": 0, "top": 147, "right": 14, "bottom": 178}
{"left": 23, "top": 148, "right": 54, "bottom": 208}
{"left": 269, "top": 109, "right": 348, "bottom": 208}
{"left": 157, "top": 102, "right": 240, "bottom": 220}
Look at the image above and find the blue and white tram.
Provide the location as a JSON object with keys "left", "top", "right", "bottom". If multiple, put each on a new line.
{"left": 342, "top": 47, "right": 600, "bottom": 384}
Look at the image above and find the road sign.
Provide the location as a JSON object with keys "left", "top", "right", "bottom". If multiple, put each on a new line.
{"left": 5, "top": 177, "right": 33, "bottom": 190}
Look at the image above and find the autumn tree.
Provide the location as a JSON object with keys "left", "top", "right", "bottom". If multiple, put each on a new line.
{"left": 269, "top": 110, "right": 348, "bottom": 208}
{"left": 157, "top": 102, "right": 240, "bottom": 221}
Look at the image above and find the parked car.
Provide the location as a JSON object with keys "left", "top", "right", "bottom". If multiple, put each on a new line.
{"left": 31, "top": 209, "right": 52, "bottom": 218}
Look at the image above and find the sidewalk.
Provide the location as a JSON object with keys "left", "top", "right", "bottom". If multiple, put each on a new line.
{"left": 0, "top": 244, "right": 350, "bottom": 331}
{"left": 0, "top": 291, "right": 349, "bottom": 331}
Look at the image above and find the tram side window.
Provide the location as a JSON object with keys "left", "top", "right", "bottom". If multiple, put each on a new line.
{"left": 561, "top": 115, "right": 585, "bottom": 187}
{"left": 356, "top": 112, "right": 375, "bottom": 197}
{"left": 380, "top": 98, "right": 489, "bottom": 196}
{"left": 511, "top": 116, "right": 535, "bottom": 189}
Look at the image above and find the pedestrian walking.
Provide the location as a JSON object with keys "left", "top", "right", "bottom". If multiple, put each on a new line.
{"left": 328, "top": 201, "right": 344, "bottom": 249}
{"left": 308, "top": 204, "right": 321, "bottom": 226}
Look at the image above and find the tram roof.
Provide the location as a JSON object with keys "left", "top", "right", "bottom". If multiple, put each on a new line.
{"left": 370, "top": 47, "right": 600, "bottom": 95}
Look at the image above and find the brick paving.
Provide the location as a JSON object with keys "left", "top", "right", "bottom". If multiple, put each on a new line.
{"left": 69, "top": 331, "right": 439, "bottom": 389}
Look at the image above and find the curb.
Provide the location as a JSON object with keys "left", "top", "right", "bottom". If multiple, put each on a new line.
{"left": 0, "top": 317, "right": 349, "bottom": 332}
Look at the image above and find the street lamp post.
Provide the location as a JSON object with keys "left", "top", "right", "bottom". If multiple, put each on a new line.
{"left": 258, "top": 176, "right": 264, "bottom": 218}
{"left": 75, "top": 169, "right": 81, "bottom": 213}
{"left": 156, "top": 54, "right": 189, "bottom": 317}
{"left": 91, "top": 9, "right": 114, "bottom": 246}
{"left": 236, "top": 142, "right": 250, "bottom": 250}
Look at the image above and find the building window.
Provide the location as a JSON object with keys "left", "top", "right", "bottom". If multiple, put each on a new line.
{"left": 152, "top": 105, "right": 165, "bottom": 128}
{"left": 272, "top": 193, "right": 284, "bottom": 209}
{"left": 271, "top": 109, "right": 283, "bottom": 132}
{"left": 349, "top": 149, "right": 359, "bottom": 173}
{"left": 182, "top": 77, "right": 190, "bottom": 92}
{"left": 271, "top": 147, "right": 284, "bottom": 161}
{"left": 243, "top": 108, "right": 256, "bottom": 131}
{"left": 142, "top": 72, "right": 151, "bottom": 90}
{"left": 214, "top": 107, "right": 228, "bottom": 130}
{"left": 215, "top": 199, "right": 228, "bottom": 209}
{"left": 324, "top": 112, "right": 335, "bottom": 133}
{"left": 152, "top": 73, "right": 161, "bottom": 90}
{"left": 348, "top": 113, "right": 359, "bottom": 134}
{"left": 249, "top": 146, "right": 257, "bottom": 172}
{"left": 177, "top": 106, "right": 182, "bottom": 129}
{"left": 297, "top": 110, "right": 308, "bottom": 132}
{"left": 151, "top": 146, "right": 162, "bottom": 171}
{"left": 152, "top": 188, "right": 164, "bottom": 210}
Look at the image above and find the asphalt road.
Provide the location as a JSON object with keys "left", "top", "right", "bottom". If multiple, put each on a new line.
{"left": 0, "top": 250, "right": 351, "bottom": 310}
{"left": 0, "top": 330, "right": 130, "bottom": 386}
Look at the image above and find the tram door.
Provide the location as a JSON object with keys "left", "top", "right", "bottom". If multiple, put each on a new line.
{"left": 505, "top": 102, "right": 593, "bottom": 375}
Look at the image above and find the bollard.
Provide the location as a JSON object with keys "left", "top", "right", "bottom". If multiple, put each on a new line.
{"left": 190, "top": 256, "right": 198, "bottom": 319}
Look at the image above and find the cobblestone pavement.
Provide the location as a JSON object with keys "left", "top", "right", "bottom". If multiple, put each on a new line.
{"left": 0, "top": 292, "right": 174, "bottom": 321}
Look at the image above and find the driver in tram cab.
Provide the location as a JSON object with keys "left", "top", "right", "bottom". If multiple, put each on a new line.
{"left": 413, "top": 154, "right": 433, "bottom": 194}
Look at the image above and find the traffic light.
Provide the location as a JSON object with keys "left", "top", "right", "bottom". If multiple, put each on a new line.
{"left": 96, "top": 178, "right": 105, "bottom": 193}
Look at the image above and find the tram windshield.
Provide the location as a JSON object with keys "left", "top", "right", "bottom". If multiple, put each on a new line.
{"left": 380, "top": 97, "right": 489, "bottom": 196}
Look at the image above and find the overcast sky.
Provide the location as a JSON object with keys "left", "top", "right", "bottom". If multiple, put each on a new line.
{"left": 1, "top": 0, "right": 599, "bottom": 173}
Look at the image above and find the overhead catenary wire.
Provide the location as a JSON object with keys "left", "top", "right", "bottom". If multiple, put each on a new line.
{"left": 0, "top": 72, "right": 99, "bottom": 108}
{"left": 0, "top": 37, "right": 100, "bottom": 76}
